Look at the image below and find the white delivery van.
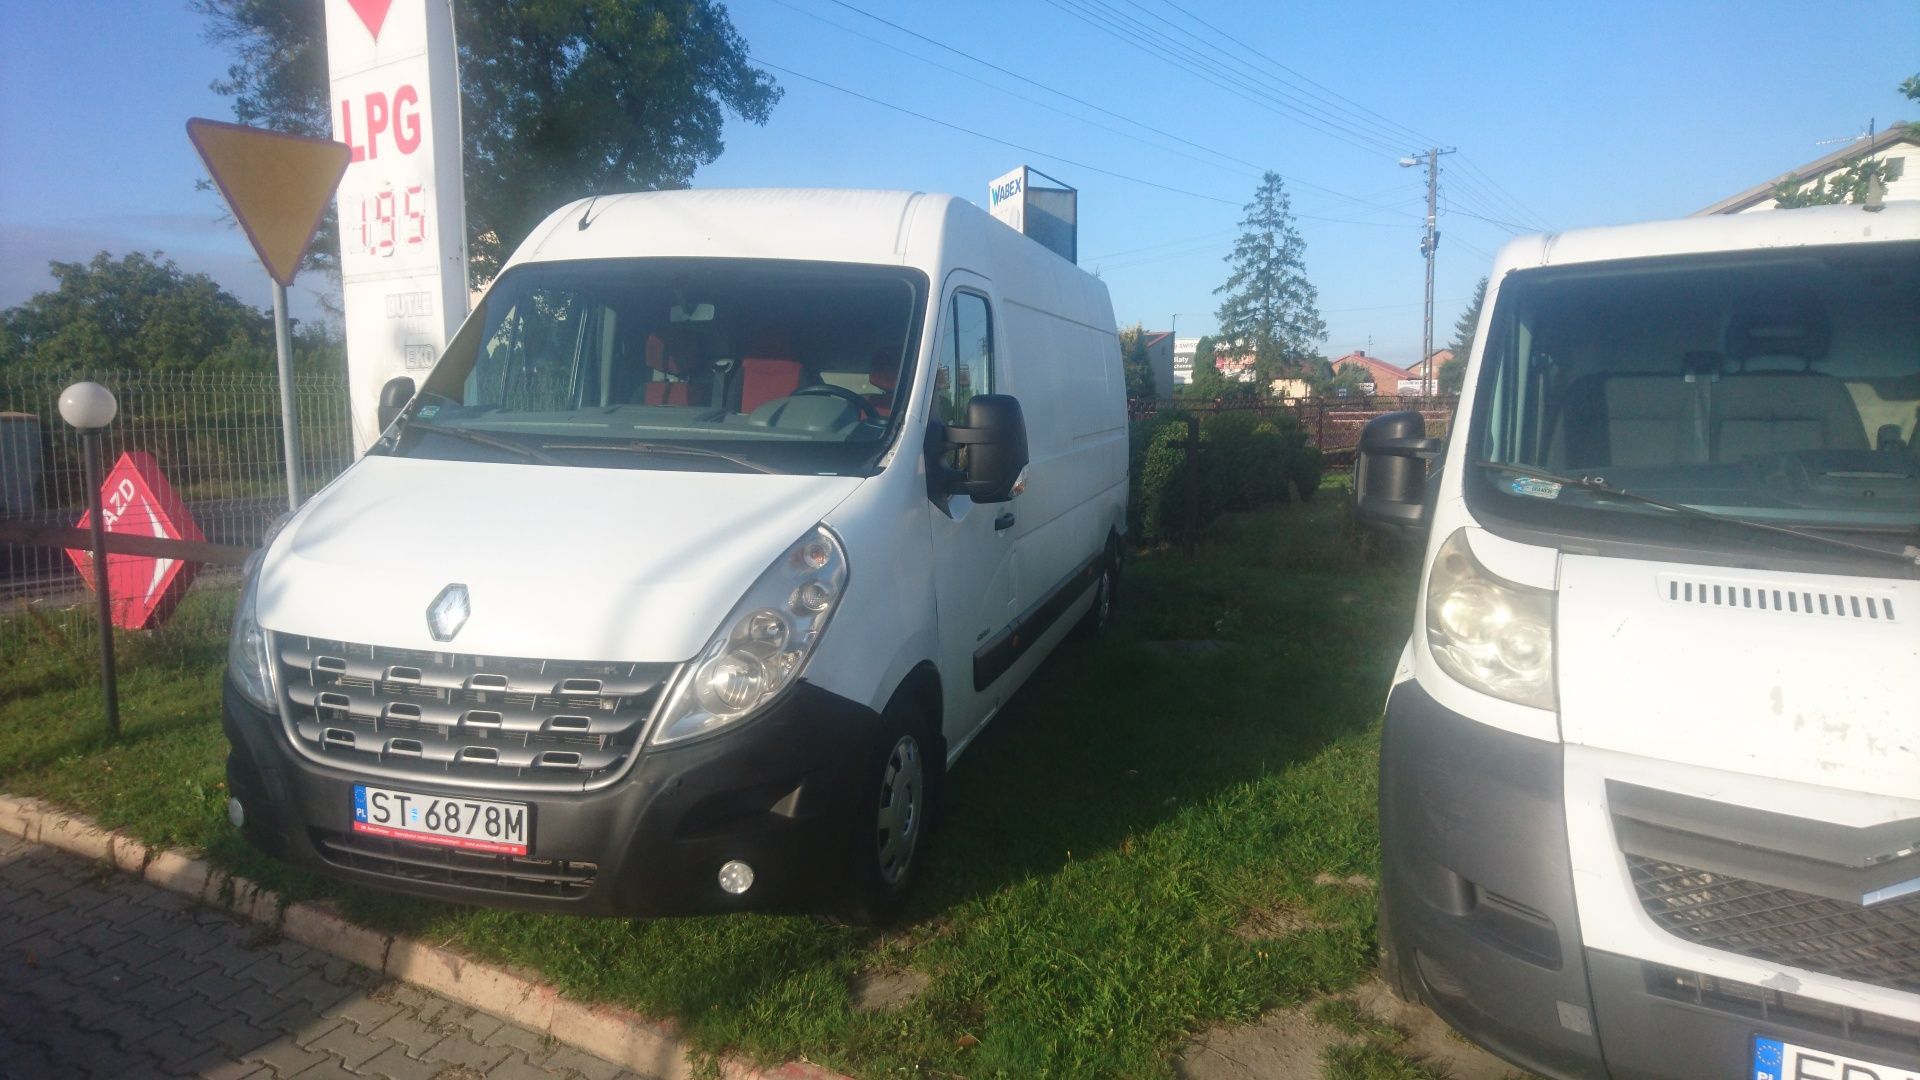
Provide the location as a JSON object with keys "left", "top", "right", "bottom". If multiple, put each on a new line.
{"left": 1355, "top": 202, "right": 1920, "bottom": 1079}
{"left": 221, "top": 189, "right": 1128, "bottom": 920}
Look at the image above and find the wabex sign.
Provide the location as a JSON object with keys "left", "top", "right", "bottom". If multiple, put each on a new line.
{"left": 986, "top": 165, "right": 1077, "bottom": 265}
{"left": 989, "top": 174, "right": 1023, "bottom": 206}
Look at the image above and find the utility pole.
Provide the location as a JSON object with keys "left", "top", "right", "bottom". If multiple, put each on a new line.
{"left": 1401, "top": 147, "right": 1455, "bottom": 397}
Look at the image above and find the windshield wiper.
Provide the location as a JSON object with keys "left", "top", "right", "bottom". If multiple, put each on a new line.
{"left": 540, "top": 440, "right": 777, "bottom": 474}
{"left": 405, "top": 420, "right": 566, "bottom": 466}
{"left": 1477, "top": 460, "right": 1920, "bottom": 568}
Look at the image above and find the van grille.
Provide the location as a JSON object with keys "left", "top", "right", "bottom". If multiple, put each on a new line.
{"left": 1658, "top": 573, "right": 1899, "bottom": 621}
{"left": 1627, "top": 855, "right": 1920, "bottom": 994}
{"left": 275, "top": 635, "right": 676, "bottom": 790}
{"left": 312, "top": 828, "right": 595, "bottom": 899}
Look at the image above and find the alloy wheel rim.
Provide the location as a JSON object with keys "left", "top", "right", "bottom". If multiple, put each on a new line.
{"left": 875, "top": 734, "right": 923, "bottom": 886}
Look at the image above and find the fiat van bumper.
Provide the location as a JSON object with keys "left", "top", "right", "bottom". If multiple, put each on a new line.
{"left": 1380, "top": 680, "right": 1920, "bottom": 1080}
{"left": 222, "top": 677, "right": 879, "bottom": 916}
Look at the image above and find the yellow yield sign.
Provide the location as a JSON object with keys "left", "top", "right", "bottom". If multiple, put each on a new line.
{"left": 187, "top": 118, "right": 351, "bottom": 286}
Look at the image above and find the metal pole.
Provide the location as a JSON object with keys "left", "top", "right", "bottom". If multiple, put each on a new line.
{"left": 84, "top": 432, "right": 121, "bottom": 739}
{"left": 1422, "top": 148, "right": 1438, "bottom": 400}
{"left": 1182, "top": 415, "right": 1200, "bottom": 560}
{"left": 272, "top": 280, "right": 304, "bottom": 510}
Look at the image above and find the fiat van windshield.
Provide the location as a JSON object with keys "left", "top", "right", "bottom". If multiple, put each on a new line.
{"left": 1466, "top": 240, "right": 1920, "bottom": 567}
{"left": 379, "top": 259, "right": 927, "bottom": 476}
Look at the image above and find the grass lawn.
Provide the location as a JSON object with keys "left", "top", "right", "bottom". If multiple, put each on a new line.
{"left": 0, "top": 481, "right": 1439, "bottom": 1078}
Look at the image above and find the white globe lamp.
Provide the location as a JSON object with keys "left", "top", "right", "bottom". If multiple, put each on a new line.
{"left": 59, "top": 382, "right": 118, "bottom": 430}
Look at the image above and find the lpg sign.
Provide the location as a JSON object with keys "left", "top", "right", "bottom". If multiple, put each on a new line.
{"left": 64, "top": 452, "right": 205, "bottom": 630}
{"left": 326, "top": 0, "right": 468, "bottom": 452}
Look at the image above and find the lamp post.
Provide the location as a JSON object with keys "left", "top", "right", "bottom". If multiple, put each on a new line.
{"left": 60, "top": 381, "right": 121, "bottom": 738}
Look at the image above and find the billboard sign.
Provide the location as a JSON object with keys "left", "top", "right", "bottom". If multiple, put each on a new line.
{"left": 326, "top": 0, "right": 469, "bottom": 452}
{"left": 986, "top": 165, "right": 1077, "bottom": 264}
{"left": 65, "top": 452, "right": 205, "bottom": 629}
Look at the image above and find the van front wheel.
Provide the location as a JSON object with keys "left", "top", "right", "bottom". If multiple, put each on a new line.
{"left": 838, "top": 698, "right": 937, "bottom": 925}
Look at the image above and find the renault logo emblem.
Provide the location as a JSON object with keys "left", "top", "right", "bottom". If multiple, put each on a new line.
{"left": 427, "top": 583, "right": 470, "bottom": 642}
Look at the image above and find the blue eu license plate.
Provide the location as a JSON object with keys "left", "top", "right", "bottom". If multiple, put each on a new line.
{"left": 351, "top": 784, "right": 529, "bottom": 856}
{"left": 1754, "top": 1035, "right": 1919, "bottom": 1080}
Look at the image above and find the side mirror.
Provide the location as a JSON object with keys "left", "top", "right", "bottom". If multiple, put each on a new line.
{"left": 944, "top": 394, "right": 1029, "bottom": 503}
{"left": 1354, "top": 410, "right": 1444, "bottom": 534}
{"left": 377, "top": 376, "right": 416, "bottom": 432}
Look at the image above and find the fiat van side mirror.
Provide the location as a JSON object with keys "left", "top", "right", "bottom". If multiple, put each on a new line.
{"left": 1354, "top": 410, "right": 1444, "bottom": 535}
{"left": 377, "top": 376, "right": 416, "bottom": 433}
{"left": 942, "top": 394, "right": 1030, "bottom": 504}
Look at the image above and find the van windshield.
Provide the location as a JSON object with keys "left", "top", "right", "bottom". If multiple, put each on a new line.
{"left": 381, "top": 259, "right": 926, "bottom": 476}
{"left": 1467, "top": 240, "right": 1920, "bottom": 558}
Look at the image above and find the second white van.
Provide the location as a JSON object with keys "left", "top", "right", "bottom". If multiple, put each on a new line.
{"left": 221, "top": 188, "right": 1128, "bottom": 921}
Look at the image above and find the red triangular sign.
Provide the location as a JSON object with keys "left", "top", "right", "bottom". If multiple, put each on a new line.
{"left": 347, "top": 0, "right": 392, "bottom": 40}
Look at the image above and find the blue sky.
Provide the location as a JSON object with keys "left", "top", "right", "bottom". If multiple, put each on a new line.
{"left": 2, "top": 0, "right": 1914, "bottom": 366}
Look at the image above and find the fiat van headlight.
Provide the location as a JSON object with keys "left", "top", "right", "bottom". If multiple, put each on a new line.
{"left": 1425, "top": 529, "right": 1555, "bottom": 710}
{"left": 650, "top": 525, "right": 849, "bottom": 746}
{"left": 228, "top": 571, "right": 277, "bottom": 711}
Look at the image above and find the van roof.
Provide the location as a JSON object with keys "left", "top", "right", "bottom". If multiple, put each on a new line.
{"left": 497, "top": 187, "right": 1115, "bottom": 336}
{"left": 1491, "top": 201, "right": 1920, "bottom": 279}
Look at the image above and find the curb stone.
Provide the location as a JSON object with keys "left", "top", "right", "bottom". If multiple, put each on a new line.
{"left": 0, "top": 792, "right": 853, "bottom": 1080}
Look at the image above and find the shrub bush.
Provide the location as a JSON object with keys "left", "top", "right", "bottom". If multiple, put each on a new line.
{"left": 1129, "top": 406, "right": 1325, "bottom": 545}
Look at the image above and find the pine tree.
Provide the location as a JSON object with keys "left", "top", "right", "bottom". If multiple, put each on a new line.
{"left": 1439, "top": 277, "right": 1486, "bottom": 394}
{"left": 1213, "top": 172, "right": 1326, "bottom": 396}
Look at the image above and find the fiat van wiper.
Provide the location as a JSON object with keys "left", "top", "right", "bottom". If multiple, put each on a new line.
{"left": 1477, "top": 460, "right": 1920, "bottom": 568}
{"left": 540, "top": 440, "right": 776, "bottom": 474}
{"left": 407, "top": 421, "right": 566, "bottom": 466}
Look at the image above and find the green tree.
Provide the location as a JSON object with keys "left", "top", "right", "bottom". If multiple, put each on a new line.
{"left": 0, "top": 252, "right": 277, "bottom": 373}
{"left": 1184, "top": 335, "right": 1223, "bottom": 398}
{"left": 1439, "top": 277, "right": 1486, "bottom": 394}
{"left": 1214, "top": 172, "right": 1325, "bottom": 396}
{"left": 1117, "top": 323, "right": 1158, "bottom": 400}
{"left": 196, "top": 0, "right": 782, "bottom": 280}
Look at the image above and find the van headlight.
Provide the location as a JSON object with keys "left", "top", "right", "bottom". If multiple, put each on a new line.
{"left": 650, "top": 525, "right": 849, "bottom": 746}
{"left": 1426, "top": 529, "right": 1555, "bottom": 710}
{"left": 228, "top": 571, "right": 277, "bottom": 711}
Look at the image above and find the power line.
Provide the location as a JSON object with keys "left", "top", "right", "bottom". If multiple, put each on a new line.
{"left": 820, "top": 0, "right": 1264, "bottom": 176}
{"left": 815, "top": 0, "right": 1422, "bottom": 221}
{"left": 1043, "top": 0, "right": 1411, "bottom": 159}
{"left": 1456, "top": 154, "right": 1555, "bottom": 231}
{"left": 766, "top": 0, "right": 1263, "bottom": 182}
{"left": 749, "top": 57, "right": 1245, "bottom": 206}
{"left": 1111, "top": 0, "right": 1420, "bottom": 153}
{"left": 1152, "top": 0, "right": 1441, "bottom": 150}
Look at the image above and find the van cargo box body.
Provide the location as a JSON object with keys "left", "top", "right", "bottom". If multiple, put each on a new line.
{"left": 1368, "top": 203, "right": 1920, "bottom": 1079}
{"left": 221, "top": 189, "right": 1128, "bottom": 918}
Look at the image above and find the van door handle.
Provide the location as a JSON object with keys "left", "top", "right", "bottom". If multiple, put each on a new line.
{"left": 993, "top": 512, "right": 1016, "bottom": 531}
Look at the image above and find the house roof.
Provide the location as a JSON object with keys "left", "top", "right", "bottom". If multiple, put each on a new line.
{"left": 1403, "top": 348, "right": 1452, "bottom": 376}
{"left": 1694, "top": 127, "right": 1920, "bottom": 216}
{"left": 1331, "top": 350, "right": 1411, "bottom": 384}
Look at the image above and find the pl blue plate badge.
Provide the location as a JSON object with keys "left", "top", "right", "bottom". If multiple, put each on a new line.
{"left": 1752, "top": 1036, "right": 1783, "bottom": 1080}
{"left": 1509, "top": 476, "right": 1563, "bottom": 500}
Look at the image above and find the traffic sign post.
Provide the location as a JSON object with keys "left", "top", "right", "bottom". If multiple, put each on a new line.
{"left": 187, "top": 118, "right": 351, "bottom": 510}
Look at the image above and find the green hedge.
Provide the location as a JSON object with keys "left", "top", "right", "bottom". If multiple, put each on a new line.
{"left": 1128, "top": 409, "right": 1325, "bottom": 545}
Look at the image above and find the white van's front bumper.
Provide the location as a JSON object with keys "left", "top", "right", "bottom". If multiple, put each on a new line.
{"left": 1379, "top": 678, "right": 1920, "bottom": 1080}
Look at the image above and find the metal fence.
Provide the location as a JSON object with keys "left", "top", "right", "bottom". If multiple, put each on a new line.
{"left": 1, "top": 369, "right": 353, "bottom": 663}
{"left": 1128, "top": 394, "right": 1458, "bottom": 465}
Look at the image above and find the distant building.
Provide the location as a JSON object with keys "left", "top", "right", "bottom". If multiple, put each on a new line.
{"left": 1401, "top": 349, "right": 1453, "bottom": 393}
{"left": 1331, "top": 349, "right": 1412, "bottom": 395}
{"left": 1140, "top": 330, "right": 1175, "bottom": 397}
{"left": 1695, "top": 126, "right": 1918, "bottom": 215}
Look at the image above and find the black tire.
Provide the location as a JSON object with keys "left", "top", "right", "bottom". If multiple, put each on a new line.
{"left": 1074, "top": 538, "right": 1120, "bottom": 639}
{"left": 838, "top": 697, "right": 939, "bottom": 925}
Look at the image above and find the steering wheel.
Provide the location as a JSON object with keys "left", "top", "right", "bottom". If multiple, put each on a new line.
{"left": 792, "top": 383, "right": 881, "bottom": 422}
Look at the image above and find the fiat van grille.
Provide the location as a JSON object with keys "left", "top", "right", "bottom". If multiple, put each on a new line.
{"left": 1627, "top": 855, "right": 1920, "bottom": 994}
{"left": 274, "top": 635, "right": 677, "bottom": 790}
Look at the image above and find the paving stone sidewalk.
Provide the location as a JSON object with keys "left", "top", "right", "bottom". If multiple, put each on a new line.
{"left": 0, "top": 832, "right": 645, "bottom": 1079}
